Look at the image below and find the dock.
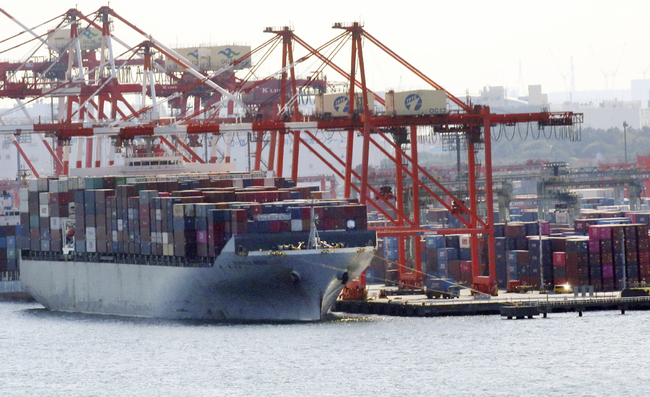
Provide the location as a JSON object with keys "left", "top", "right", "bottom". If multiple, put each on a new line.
{"left": 333, "top": 289, "right": 650, "bottom": 319}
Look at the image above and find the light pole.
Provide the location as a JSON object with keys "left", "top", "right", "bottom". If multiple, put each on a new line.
{"left": 623, "top": 121, "right": 628, "bottom": 164}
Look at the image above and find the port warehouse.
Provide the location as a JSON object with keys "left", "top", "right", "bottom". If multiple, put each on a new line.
{"left": 366, "top": 204, "right": 650, "bottom": 293}
{"left": 4, "top": 173, "right": 372, "bottom": 275}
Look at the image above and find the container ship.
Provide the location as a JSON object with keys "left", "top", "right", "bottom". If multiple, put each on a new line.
{"left": 17, "top": 158, "right": 376, "bottom": 322}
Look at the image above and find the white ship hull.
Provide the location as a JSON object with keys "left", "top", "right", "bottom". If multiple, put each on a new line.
{"left": 20, "top": 239, "right": 374, "bottom": 322}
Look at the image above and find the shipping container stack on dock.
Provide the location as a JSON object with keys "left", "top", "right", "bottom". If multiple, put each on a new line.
{"left": 368, "top": 206, "right": 650, "bottom": 294}
{"left": 19, "top": 174, "right": 370, "bottom": 266}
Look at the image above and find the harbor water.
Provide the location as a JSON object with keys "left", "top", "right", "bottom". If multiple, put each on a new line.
{"left": 1, "top": 300, "right": 649, "bottom": 396}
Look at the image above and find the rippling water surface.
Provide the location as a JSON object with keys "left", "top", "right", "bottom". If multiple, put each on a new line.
{"left": 1, "top": 301, "right": 649, "bottom": 396}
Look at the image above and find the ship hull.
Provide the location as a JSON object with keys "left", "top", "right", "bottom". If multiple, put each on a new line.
{"left": 20, "top": 240, "right": 374, "bottom": 322}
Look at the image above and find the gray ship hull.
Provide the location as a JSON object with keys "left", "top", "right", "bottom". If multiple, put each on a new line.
{"left": 20, "top": 239, "right": 374, "bottom": 322}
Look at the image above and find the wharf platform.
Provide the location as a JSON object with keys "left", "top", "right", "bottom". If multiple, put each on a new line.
{"left": 333, "top": 285, "right": 650, "bottom": 318}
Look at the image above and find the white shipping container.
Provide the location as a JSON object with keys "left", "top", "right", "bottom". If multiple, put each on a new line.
{"left": 162, "top": 232, "right": 169, "bottom": 245}
{"left": 555, "top": 211, "right": 570, "bottom": 224}
{"left": 184, "top": 205, "right": 194, "bottom": 217}
{"left": 59, "top": 178, "right": 69, "bottom": 193}
{"left": 86, "top": 227, "right": 97, "bottom": 239}
{"left": 459, "top": 234, "right": 471, "bottom": 249}
{"left": 291, "top": 219, "right": 303, "bottom": 232}
{"left": 49, "top": 180, "right": 59, "bottom": 193}
{"left": 86, "top": 240, "right": 97, "bottom": 253}
{"left": 256, "top": 214, "right": 270, "bottom": 221}
{"left": 39, "top": 192, "right": 49, "bottom": 205}
{"left": 20, "top": 200, "right": 29, "bottom": 214}
{"left": 386, "top": 90, "right": 447, "bottom": 116}
{"left": 316, "top": 92, "right": 375, "bottom": 117}
{"left": 210, "top": 45, "right": 251, "bottom": 70}
{"left": 166, "top": 45, "right": 251, "bottom": 71}
{"left": 172, "top": 204, "right": 184, "bottom": 218}
{"left": 39, "top": 205, "right": 49, "bottom": 218}
{"left": 19, "top": 189, "right": 28, "bottom": 201}
{"left": 37, "top": 179, "right": 48, "bottom": 192}
{"left": 112, "top": 230, "right": 118, "bottom": 242}
{"left": 48, "top": 28, "right": 102, "bottom": 52}
{"left": 164, "top": 244, "right": 174, "bottom": 256}
{"left": 50, "top": 217, "right": 61, "bottom": 230}
{"left": 156, "top": 209, "right": 162, "bottom": 221}
{"left": 117, "top": 219, "right": 123, "bottom": 231}
{"left": 28, "top": 180, "right": 38, "bottom": 192}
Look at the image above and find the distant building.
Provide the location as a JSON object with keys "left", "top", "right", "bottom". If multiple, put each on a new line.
{"left": 559, "top": 99, "right": 644, "bottom": 129}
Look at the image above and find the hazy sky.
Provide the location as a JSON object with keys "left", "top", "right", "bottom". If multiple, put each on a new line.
{"left": 0, "top": 0, "right": 647, "bottom": 99}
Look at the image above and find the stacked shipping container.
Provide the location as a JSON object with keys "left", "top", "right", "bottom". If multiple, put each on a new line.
{"left": 20, "top": 175, "right": 369, "bottom": 265}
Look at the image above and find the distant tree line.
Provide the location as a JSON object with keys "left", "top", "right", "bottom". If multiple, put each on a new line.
{"left": 490, "top": 126, "right": 650, "bottom": 167}
{"left": 396, "top": 127, "right": 650, "bottom": 170}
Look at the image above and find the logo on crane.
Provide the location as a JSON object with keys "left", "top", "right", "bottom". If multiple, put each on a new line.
{"left": 81, "top": 30, "right": 99, "bottom": 39}
{"left": 187, "top": 49, "right": 199, "bottom": 59}
{"left": 218, "top": 48, "right": 241, "bottom": 59}
{"left": 404, "top": 94, "right": 422, "bottom": 111}
{"left": 333, "top": 96, "right": 350, "bottom": 113}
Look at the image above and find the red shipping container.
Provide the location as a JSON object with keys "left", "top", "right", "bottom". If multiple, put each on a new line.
{"left": 554, "top": 277, "right": 567, "bottom": 286}
{"left": 550, "top": 237, "right": 567, "bottom": 252}
{"left": 553, "top": 252, "right": 566, "bottom": 266}
{"left": 565, "top": 252, "right": 580, "bottom": 285}
{"left": 250, "top": 203, "right": 263, "bottom": 216}
{"left": 589, "top": 225, "right": 611, "bottom": 240}
{"left": 269, "top": 220, "right": 282, "bottom": 233}
{"left": 448, "top": 260, "right": 461, "bottom": 281}
{"left": 540, "top": 221, "right": 551, "bottom": 235}
{"left": 588, "top": 240, "right": 600, "bottom": 253}
{"left": 323, "top": 218, "right": 337, "bottom": 230}
{"left": 459, "top": 260, "right": 472, "bottom": 284}
{"left": 343, "top": 205, "right": 356, "bottom": 218}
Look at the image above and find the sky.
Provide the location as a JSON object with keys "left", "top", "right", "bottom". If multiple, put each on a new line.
{"left": 0, "top": 0, "right": 648, "bottom": 100}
